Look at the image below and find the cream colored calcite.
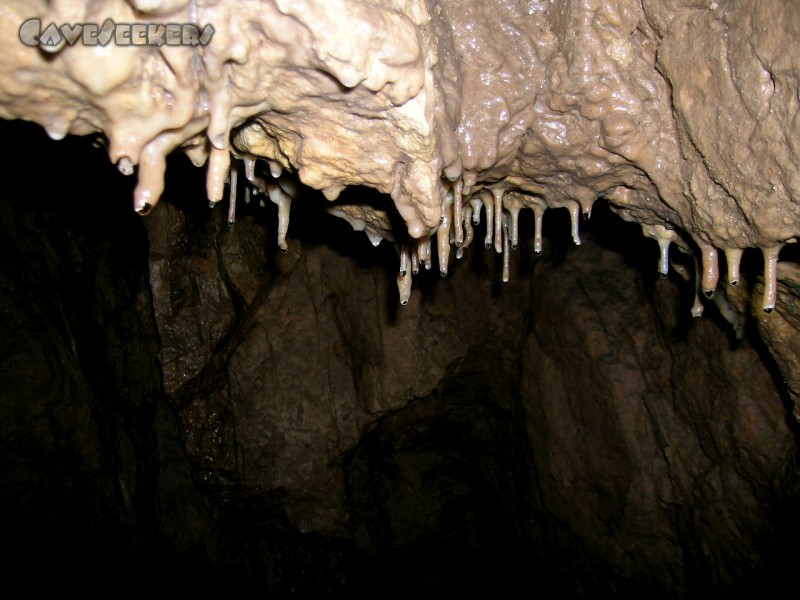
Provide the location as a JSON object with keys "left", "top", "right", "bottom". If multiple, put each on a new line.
{"left": 326, "top": 202, "right": 395, "bottom": 247}
{"left": 0, "top": 0, "right": 445, "bottom": 235}
{"left": 0, "top": 0, "right": 799, "bottom": 311}
{"left": 650, "top": 0, "right": 800, "bottom": 246}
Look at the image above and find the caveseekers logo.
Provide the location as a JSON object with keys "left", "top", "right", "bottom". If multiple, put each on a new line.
{"left": 19, "top": 18, "right": 214, "bottom": 51}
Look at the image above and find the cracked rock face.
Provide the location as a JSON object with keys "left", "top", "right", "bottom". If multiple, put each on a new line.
{"left": 3, "top": 1, "right": 800, "bottom": 372}
{"left": 5, "top": 142, "right": 797, "bottom": 593}
{"left": 2, "top": 0, "right": 800, "bottom": 595}
{"left": 2, "top": 1, "right": 799, "bottom": 284}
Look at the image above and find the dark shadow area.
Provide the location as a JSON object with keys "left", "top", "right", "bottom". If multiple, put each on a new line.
{"left": 0, "top": 121, "right": 215, "bottom": 592}
{"left": 1, "top": 119, "right": 799, "bottom": 598}
{"left": 341, "top": 356, "right": 542, "bottom": 595}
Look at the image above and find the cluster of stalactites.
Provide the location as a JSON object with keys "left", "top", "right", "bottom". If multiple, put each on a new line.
{"left": 393, "top": 185, "right": 574, "bottom": 305}
{"left": 225, "top": 158, "right": 787, "bottom": 319}
{"left": 218, "top": 156, "right": 298, "bottom": 253}
{"left": 639, "top": 222, "right": 785, "bottom": 315}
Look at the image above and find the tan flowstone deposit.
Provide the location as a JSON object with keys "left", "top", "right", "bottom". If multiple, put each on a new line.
{"left": 2, "top": 0, "right": 800, "bottom": 393}
{"left": 4, "top": 4, "right": 800, "bottom": 588}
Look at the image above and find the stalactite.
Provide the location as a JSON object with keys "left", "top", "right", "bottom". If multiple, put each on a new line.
{"left": 268, "top": 182, "right": 292, "bottom": 252}
{"left": 725, "top": 248, "right": 744, "bottom": 287}
{"left": 482, "top": 190, "right": 494, "bottom": 250}
{"left": 762, "top": 245, "right": 783, "bottom": 313}
{"left": 502, "top": 212, "right": 511, "bottom": 283}
{"left": 699, "top": 243, "right": 720, "bottom": 298}
{"left": 438, "top": 196, "right": 452, "bottom": 277}
{"left": 452, "top": 179, "right": 464, "bottom": 247}
{"left": 491, "top": 187, "right": 506, "bottom": 254}
{"left": 228, "top": 163, "right": 238, "bottom": 225}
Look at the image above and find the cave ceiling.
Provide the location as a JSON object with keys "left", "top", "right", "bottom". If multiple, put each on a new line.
{"left": 3, "top": 2, "right": 800, "bottom": 591}
{"left": 1, "top": 0, "right": 800, "bottom": 383}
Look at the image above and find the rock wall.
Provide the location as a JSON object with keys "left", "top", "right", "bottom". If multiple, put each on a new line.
{"left": 0, "top": 123, "right": 216, "bottom": 591}
{"left": 2, "top": 0, "right": 800, "bottom": 596}
{"left": 2, "top": 1, "right": 799, "bottom": 307}
{"left": 2, "top": 121, "right": 798, "bottom": 595}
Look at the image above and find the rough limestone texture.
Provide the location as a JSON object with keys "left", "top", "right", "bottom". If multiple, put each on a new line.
{"left": 2, "top": 0, "right": 800, "bottom": 595}
{"left": 0, "top": 1, "right": 798, "bottom": 242}
{"left": 522, "top": 238, "right": 798, "bottom": 594}
{"left": 0, "top": 125, "right": 217, "bottom": 592}
{"left": 2, "top": 0, "right": 800, "bottom": 405}
{"left": 2, "top": 121, "right": 800, "bottom": 595}
{"left": 749, "top": 262, "right": 800, "bottom": 421}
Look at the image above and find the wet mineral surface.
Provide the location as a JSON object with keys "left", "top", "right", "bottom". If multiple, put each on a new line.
{"left": 1, "top": 1, "right": 800, "bottom": 595}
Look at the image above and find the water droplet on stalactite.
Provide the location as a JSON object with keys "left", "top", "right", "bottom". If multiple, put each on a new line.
{"left": 118, "top": 156, "right": 134, "bottom": 176}
{"left": 580, "top": 196, "right": 595, "bottom": 221}
{"left": 724, "top": 248, "right": 743, "bottom": 286}
{"left": 762, "top": 244, "right": 783, "bottom": 312}
{"left": 227, "top": 165, "right": 238, "bottom": 225}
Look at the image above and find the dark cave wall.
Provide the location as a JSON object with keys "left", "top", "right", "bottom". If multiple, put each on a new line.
{"left": 1, "top": 121, "right": 799, "bottom": 595}
{"left": 144, "top": 177, "right": 537, "bottom": 537}
{"left": 145, "top": 158, "right": 800, "bottom": 594}
{"left": 0, "top": 124, "right": 213, "bottom": 589}
{"left": 522, "top": 234, "right": 800, "bottom": 595}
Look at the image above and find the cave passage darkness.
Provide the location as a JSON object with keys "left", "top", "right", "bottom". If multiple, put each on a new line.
{"left": 1, "top": 119, "right": 800, "bottom": 597}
